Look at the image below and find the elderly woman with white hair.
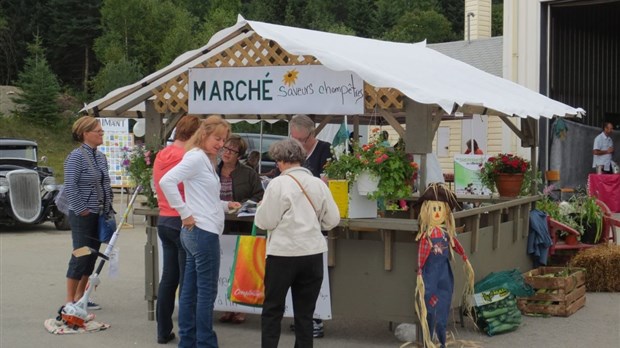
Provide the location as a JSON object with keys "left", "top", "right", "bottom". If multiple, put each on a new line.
{"left": 255, "top": 138, "right": 340, "bottom": 348}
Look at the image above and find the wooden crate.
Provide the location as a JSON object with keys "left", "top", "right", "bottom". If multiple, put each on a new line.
{"left": 517, "top": 267, "right": 586, "bottom": 317}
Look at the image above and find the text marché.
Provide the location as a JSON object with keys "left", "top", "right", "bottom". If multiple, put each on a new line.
{"left": 193, "top": 75, "right": 363, "bottom": 104}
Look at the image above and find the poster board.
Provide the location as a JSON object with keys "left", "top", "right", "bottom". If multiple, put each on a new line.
{"left": 453, "top": 154, "right": 491, "bottom": 195}
{"left": 98, "top": 118, "right": 133, "bottom": 187}
{"left": 213, "top": 235, "right": 333, "bottom": 319}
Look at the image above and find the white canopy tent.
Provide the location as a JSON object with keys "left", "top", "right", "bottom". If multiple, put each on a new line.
{"left": 83, "top": 15, "right": 580, "bottom": 120}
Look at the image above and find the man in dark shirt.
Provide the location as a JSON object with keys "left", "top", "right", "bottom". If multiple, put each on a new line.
{"left": 265, "top": 114, "right": 332, "bottom": 179}
{"left": 289, "top": 114, "right": 332, "bottom": 177}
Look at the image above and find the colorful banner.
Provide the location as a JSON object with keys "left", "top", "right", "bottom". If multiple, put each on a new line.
{"left": 454, "top": 154, "right": 491, "bottom": 195}
{"left": 98, "top": 118, "right": 133, "bottom": 187}
{"left": 188, "top": 66, "right": 365, "bottom": 115}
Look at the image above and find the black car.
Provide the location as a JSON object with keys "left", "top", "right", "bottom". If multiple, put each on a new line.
{"left": 0, "top": 138, "right": 70, "bottom": 230}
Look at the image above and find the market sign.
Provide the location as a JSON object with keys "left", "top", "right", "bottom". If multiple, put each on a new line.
{"left": 188, "top": 66, "right": 365, "bottom": 115}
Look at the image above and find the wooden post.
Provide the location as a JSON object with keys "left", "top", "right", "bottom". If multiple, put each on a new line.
{"left": 404, "top": 98, "right": 435, "bottom": 190}
{"left": 144, "top": 100, "right": 163, "bottom": 150}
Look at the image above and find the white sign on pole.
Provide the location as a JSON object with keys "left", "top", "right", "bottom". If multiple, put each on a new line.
{"left": 214, "top": 235, "right": 332, "bottom": 319}
{"left": 453, "top": 154, "right": 491, "bottom": 195}
{"left": 188, "top": 66, "right": 364, "bottom": 115}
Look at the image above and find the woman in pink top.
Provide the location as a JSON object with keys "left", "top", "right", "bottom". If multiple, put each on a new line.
{"left": 152, "top": 115, "right": 201, "bottom": 344}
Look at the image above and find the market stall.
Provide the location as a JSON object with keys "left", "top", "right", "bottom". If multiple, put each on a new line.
{"left": 82, "top": 16, "right": 580, "bottom": 325}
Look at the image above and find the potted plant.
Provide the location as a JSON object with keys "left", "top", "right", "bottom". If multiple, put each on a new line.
{"left": 479, "top": 153, "right": 530, "bottom": 197}
{"left": 122, "top": 144, "right": 159, "bottom": 208}
{"left": 571, "top": 193, "right": 604, "bottom": 244}
{"left": 323, "top": 128, "right": 418, "bottom": 202}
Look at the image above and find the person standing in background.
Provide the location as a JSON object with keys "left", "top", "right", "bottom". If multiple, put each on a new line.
{"left": 464, "top": 139, "right": 483, "bottom": 155}
{"left": 62, "top": 116, "right": 113, "bottom": 311}
{"left": 244, "top": 150, "right": 261, "bottom": 173}
{"left": 255, "top": 139, "right": 340, "bottom": 348}
{"left": 592, "top": 121, "right": 614, "bottom": 174}
{"left": 287, "top": 114, "right": 332, "bottom": 337}
{"left": 159, "top": 116, "right": 241, "bottom": 348}
{"left": 289, "top": 114, "right": 332, "bottom": 177}
{"left": 217, "top": 134, "right": 264, "bottom": 324}
{"left": 153, "top": 115, "right": 201, "bottom": 344}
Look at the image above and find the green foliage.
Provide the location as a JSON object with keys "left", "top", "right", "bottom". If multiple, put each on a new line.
{"left": 324, "top": 128, "right": 418, "bottom": 201}
{"left": 122, "top": 144, "right": 158, "bottom": 208}
{"left": 492, "top": 2, "right": 503, "bottom": 37}
{"left": 95, "top": 0, "right": 198, "bottom": 73}
{"left": 91, "top": 58, "right": 143, "bottom": 99}
{"left": 46, "top": 0, "right": 102, "bottom": 92}
{"left": 383, "top": 9, "right": 455, "bottom": 43}
{"left": 12, "top": 36, "right": 61, "bottom": 127}
{"left": 0, "top": 114, "right": 76, "bottom": 180}
{"left": 194, "top": 5, "right": 239, "bottom": 47}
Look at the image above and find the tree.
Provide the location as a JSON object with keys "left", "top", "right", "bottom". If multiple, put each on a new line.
{"left": 492, "top": 0, "right": 503, "bottom": 37}
{"left": 46, "top": 0, "right": 102, "bottom": 93}
{"left": 193, "top": 0, "right": 241, "bottom": 48}
{"left": 437, "top": 0, "right": 464, "bottom": 39}
{"left": 383, "top": 9, "right": 455, "bottom": 43}
{"left": 12, "top": 36, "right": 61, "bottom": 126}
{"left": 94, "top": 0, "right": 197, "bottom": 73}
{"left": 91, "top": 58, "right": 143, "bottom": 99}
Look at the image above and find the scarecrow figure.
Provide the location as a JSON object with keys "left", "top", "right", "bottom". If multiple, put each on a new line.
{"left": 414, "top": 183, "right": 474, "bottom": 348}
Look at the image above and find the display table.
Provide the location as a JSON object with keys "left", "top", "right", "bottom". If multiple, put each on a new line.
{"left": 588, "top": 174, "right": 620, "bottom": 212}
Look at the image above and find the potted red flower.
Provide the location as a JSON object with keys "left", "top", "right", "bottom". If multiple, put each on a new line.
{"left": 479, "top": 153, "right": 530, "bottom": 197}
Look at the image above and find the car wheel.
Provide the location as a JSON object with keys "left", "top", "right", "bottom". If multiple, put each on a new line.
{"left": 54, "top": 213, "right": 71, "bottom": 230}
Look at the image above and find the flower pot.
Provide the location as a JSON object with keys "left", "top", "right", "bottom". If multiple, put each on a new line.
{"left": 495, "top": 173, "right": 524, "bottom": 197}
{"left": 356, "top": 170, "right": 380, "bottom": 196}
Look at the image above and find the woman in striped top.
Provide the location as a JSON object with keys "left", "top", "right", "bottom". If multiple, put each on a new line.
{"left": 63, "top": 116, "right": 113, "bottom": 310}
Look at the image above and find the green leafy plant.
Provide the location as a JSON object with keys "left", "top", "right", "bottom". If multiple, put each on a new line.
{"left": 571, "top": 192, "right": 604, "bottom": 243}
{"left": 479, "top": 153, "right": 530, "bottom": 193}
{"left": 323, "top": 128, "right": 418, "bottom": 201}
{"left": 122, "top": 144, "right": 158, "bottom": 208}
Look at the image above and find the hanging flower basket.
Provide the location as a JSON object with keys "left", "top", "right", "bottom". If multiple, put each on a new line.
{"left": 495, "top": 173, "right": 524, "bottom": 197}
{"left": 356, "top": 170, "right": 380, "bottom": 196}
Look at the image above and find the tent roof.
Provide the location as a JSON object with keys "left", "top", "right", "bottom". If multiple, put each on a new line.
{"left": 83, "top": 15, "right": 582, "bottom": 120}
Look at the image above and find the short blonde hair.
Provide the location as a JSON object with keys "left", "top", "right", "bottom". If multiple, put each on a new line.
{"left": 186, "top": 115, "right": 230, "bottom": 151}
{"left": 72, "top": 116, "right": 100, "bottom": 142}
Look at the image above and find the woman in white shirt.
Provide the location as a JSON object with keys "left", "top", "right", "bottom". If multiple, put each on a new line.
{"left": 254, "top": 138, "right": 340, "bottom": 348}
{"left": 159, "top": 115, "right": 240, "bottom": 348}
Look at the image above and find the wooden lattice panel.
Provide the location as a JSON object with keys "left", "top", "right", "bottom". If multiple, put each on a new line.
{"left": 364, "top": 85, "right": 404, "bottom": 111}
{"left": 153, "top": 33, "right": 405, "bottom": 114}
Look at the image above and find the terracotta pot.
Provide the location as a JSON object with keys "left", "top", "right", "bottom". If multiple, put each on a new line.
{"left": 565, "top": 234, "right": 579, "bottom": 245}
{"left": 495, "top": 173, "right": 524, "bottom": 197}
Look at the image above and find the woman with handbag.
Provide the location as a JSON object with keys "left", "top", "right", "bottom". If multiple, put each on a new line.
{"left": 254, "top": 138, "right": 340, "bottom": 348}
{"left": 159, "top": 116, "right": 241, "bottom": 348}
{"left": 62, "top": 116, "right": 113, "bottom": 310}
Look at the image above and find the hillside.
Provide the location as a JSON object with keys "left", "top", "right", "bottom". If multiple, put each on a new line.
{"left": 0, "top": 116, "right": 76, "bottom": 181}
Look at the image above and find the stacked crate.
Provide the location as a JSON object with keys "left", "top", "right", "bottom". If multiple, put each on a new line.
{"left": 516, "top": 267, "right": 586, "bottom": 317}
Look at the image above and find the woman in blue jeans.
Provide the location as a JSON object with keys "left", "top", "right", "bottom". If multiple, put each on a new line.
{"left": 160, "top": 116, "right": 240, "bottom": 348}
{"left": 153, "top": 115, "right": 200, "bottom": 344}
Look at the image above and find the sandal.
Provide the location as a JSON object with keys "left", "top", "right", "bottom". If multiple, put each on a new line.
{"left": 231, "top": 312, "right": 246, "bottom": 324}
{"left": 219, "top": 312, "right": 234, "bottom": 323}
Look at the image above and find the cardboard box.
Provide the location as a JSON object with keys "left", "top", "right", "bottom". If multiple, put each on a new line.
{"left": 328, "top": 180, "right": 377, "bottom": 219}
